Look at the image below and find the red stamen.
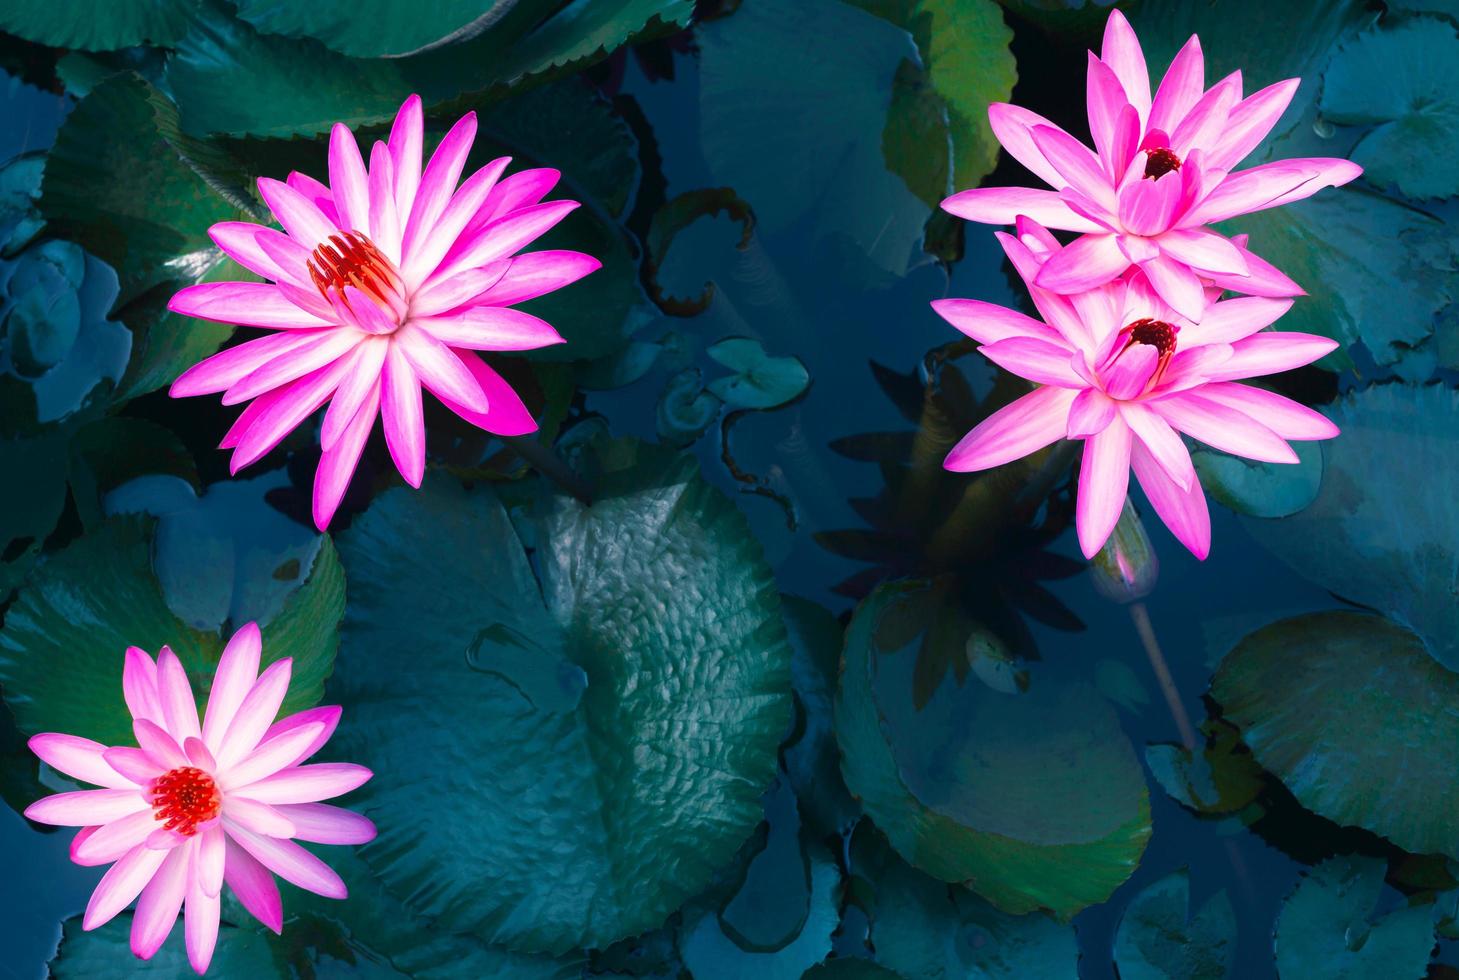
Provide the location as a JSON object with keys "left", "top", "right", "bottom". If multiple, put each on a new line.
{"left": 307, "top": 232, "right": 403, "bottom": 312}
{"left": 1115, "top": 318, "right": 1180, "bottom": 390}
{"left": 150, "top": 766, "right": 221, "bottom": 837}
{"left": 1143, "top": 147, "right": 1182, "bottom": 180}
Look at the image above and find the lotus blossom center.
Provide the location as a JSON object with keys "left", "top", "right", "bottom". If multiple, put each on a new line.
{"left": 150, "top": 766, "right": 221, "bottom": 837}
{"left": 1109, "top": 318, "right": 1179, "bottom": 394}
{"left": 308, "top": 232, "right": 408, "bottom": 330}
{"left": 1143, "top": 147, "right": 1182, "bottom": 181}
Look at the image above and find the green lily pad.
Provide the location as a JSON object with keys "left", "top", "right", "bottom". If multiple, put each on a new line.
{"left": 1114, "top": 869, "right": 1236, "bottom": 980}
{"left": 51, "top": 915, "right": 280, "bottom": 977}
{"left": 333, "top": 441, "right": 791, "bottom": 953}
{"left": 802, "top": 962, "right": 903, "bottom": 980}
{"left": 1212, "top": 611, "right": 1459, "bottom": 859}
{"left": 0, "top": 0, "right": 191, "bottom": 51}
{"left": 1145, "top": 722, "right": 1265, "bottom": 818}
{"left": 706, "top": 338, "right": 811, "bottom": 411}
{"left": 232, "top": 0, "right": 533, "bottom": 59}
{"left": 657, "top": 368, "right": 722, "bottom": 446}
{"left": 697, "top": 0, "right": 931, "bottom": 279}
{"left": 0, "top": 153, "right": 46, "bottom": 257}
{"left": 781, "top": 595, "right": 860, "bottom": 837}
{"left": 1321, "top": 18, "right": 1459, "bottom": 200}
{"left": 1274, "top": 855, "right": 1436, "bottom": 980}
{"left": 835, "top": 579, "right": 1151, "bottom": 919}
{"left": 0, "top": 513, "right": 342, "bottom": 747}
{"left": 1192, "top": 439, "right": 1323, "bottom": 520}
{"left": 1243, "top": 385, "right": 1459, "bottom": 670}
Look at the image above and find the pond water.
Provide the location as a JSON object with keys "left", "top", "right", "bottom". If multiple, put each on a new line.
{"left": 2, "top": 1, "right": 1457, "bottom": 978}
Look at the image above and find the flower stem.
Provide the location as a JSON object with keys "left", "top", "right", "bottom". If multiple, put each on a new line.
{"left": 504, "top": 436, "right": 593, "bottom": 506}
{"left": 1129, "top": 601, "right": 1199, "bottom": 752}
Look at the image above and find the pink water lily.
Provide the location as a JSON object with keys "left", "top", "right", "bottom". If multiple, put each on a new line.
{"left": 23, "top": 624, "right": 374, "bottom": 973}
{"left": 936, "top": 217, "right": 1339, "bottom": 560}
{"left": 169, "top": 95, "right": 597, "bottom": 529}
{"left": 943, "top": 9, "right": 1361, "bottom": 321}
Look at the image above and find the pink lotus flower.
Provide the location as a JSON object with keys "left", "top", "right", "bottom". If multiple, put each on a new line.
{"left": 943, "top": 9, "right": 1361, "bottom": 322}
{"left": 936, "top": 217, "right": 1339, "bottom": 560}
{"left": 23, "top": 624, "right": 374, "bottom": 974}
{"left": 168, "top": 95, "right": 598, "bottom": 529}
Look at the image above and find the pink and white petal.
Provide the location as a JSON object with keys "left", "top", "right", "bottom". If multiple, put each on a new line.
{"left": 200, "top": 624, "right": 262, "bottom": 756}
{"left": 1117, "top": 232, "right": 1160, "bottom": 264}
{"left": 412, "top": 306, "right": 565, "bottom": 352}
{"left": 1207, "top": 78, "right": 1300, "bottom": 171}
{"left": 471, "top": 167, "right": 560, "bottom": 232}
{"left": 285, "top": 172, "right": 338, "bottom": 227}
{"left": 1087, "top": 55, "right": 1134, "bottom": 179}
{"left": 944, "top": 385, "right": 1079, "bottom": 472}
{"left": 1117, "top": 175, "right": 1183, "bottom": 236}
{"left": 214, "top": 659, "right": 294, "bottom": 771}
{"left": 273, "top": 277, "right": 339, "bottom": 322}
{"left": 368, "top": 141, "right": 404, "bottom": 264}
{"left": 930, "top": 298, "right": 1062, "bottom": 345}
{"left": 180, "top": 739, "right": 215, "bottom": 774}
{"left": 233, "top": 763, "right": 373, "bottom": 806}
{"left": 83, "top": 844, "right": 168, "bottom": 931}
{"left": 123, "top": 647, "right": 162, "bottom": 725}
{"left": 257, "top": 177, "right": 339, "bottom": 251}
{"left": 379, "top": 344, "right": 425, "bottom": 488}
{"left": 28, "top": 734, "right": 135, "bottom": 789}
{"left": 402, "top": 156, "right": 510, "bottom": 285}
{"left": 1067, "top": 387, "right": 1117, "bottom": 438}
{"left": 995, "top": 232, "right": 1094, "bottom": 348}
{"left": 1246, "top": 158, "right": 1364, "bottom": 212}
{"left": 1202, "top": 244, "right": 1305, "bottom": 298}
{"left": 474, "top": 251, "right": 601, "bottom": 307}
{"left": 168, "top": 282, "right": 334, "bottom": 331}
{"left": 397, "top": 330, "right": 490, "bottom": 413}
{"left": 1030, "top": 125, "right": 1116, "bottom": 208}
{"left": 1170, "top": 71, "right": 1241, "bottom": 158}
{"left": 1101, "top": 10, "right": 1151, "bottom": 122}
{"left": 223, "top": 797, "right": 296, "bottom": 839}
{"left": 1139, "top": 253, "right": 1207, "bottom": 323}
{"left": 1059, "top": 185, "right": 1119, "bottom": 230}
{"left": 260, "top": 706, "right": 342, "bottom": 769}
{"left": 218, "top": 722, "right": 325, "bottom": 791}
{"left": 104, "top": 747, "right": 162, "bottom": 786}
{"left": 73, "top": 809, "right": 160, "bottom": 865}
{"left": 1103, "top": 344, "right": 1160, "bottom": 401}
{"left": 1192, "top": 297, "right": 1293, "bottom": 345}
{"left": 222, "top": 836, "right": 283, "bottom": 934}
{"left": 1205, "top": 332, "right": 1338, "bottom": 381}
{"left": 1076, "top": 416, "right": 1133, "bottom": 559}
{"left": 941, "top": 186, "right": 1107, "bottom": 233}
{"left": 1067, "top": 281, "right": 1124, "bottom": 349}
{"left": 222, "top": 329, "right": 361, "bottom": 406}
{"left": 226, "top": 824, "right": 348, "bottom": 900}
{"left": 145, "top": 827, "right": 190, "bottom": 851}
{"left": 1148, "top": 391, "right": 1298, "bottom": 463}
{"left": 320, "top": 338, "right": 388, "bottom": 452}
{"left": 1033, "top": 233, "right": 1129, "bottom": 293}
{"left": 171, "top": 332, "right": 324, "bottom": 399}
{"left": 434, "top": 350, "right": 538, "bottom": 437}
{"left": 427, "top": 200, "right": 581, "bottom": 288}
{"left": 218, "top": 388, "right": 286, "bottom": 450}
{"left": 185, "top": 872, "right": 221, "bottom": 974}
{"left": 1013, "top": 214, "right": 1062, "bottom": 253}
{"left": 1196, "top": 382, "right": 1339, "bottom": 440}
{"left": 327, "top": 123, "right": 371, "bottom": 233}
{"left": 130, "top": 843, "right": 189, "bottom": 959}
{"left": 408, "top": 263, "right": 511, "bottom": 318}
{"left": 1120, "top": 402, "right": 1195, "bottom": 491}
{"left": 1131, "top": 440, "right": 1211, "bottom": 560}
{"left": 155, "top": 647, "right": 202, "bottom": 744}
{"left": 208, "top": 223, "right": 311, "bottom": 287}
{"left": 229, "top": 361, "right": 353, "bottom": 473}
{"left": 1157, "top": 343, "right": 1233, "bottom": 393}
{"left": 388, "top": 94, "right": 424, "bottom": 220}
{"left": 987, "top": 103, "right": 1067, "bottom": 188}
{"left": 273, "top": 803, "right": 376, "bottom": 845}
{"left": 197, "top": 825, "right": 225, "bottom": 898}
{"left": 1156, "top": 227, "right": 1248, "bottom": 276}
{"left": 400, "top": 112, "right": 478, "bottom": 267}
{"left": 978, "top": 337, "right": 1085, "bottom": 387}
{"left": 134, "top": 719, "right": 189, "bottom": 770}
{"left": 1147, "top": 34, "right": 1205, "bottom": 136}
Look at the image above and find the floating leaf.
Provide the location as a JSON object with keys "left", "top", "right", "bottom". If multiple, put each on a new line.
{"left": 1212, "top": 611, "right": 1459, "bottom": 858}
{"left": 836, "top": 579, "right": 1150, "bottom": 919}
{"left": 0, "top": 0, "right": 191, "bottom": 51}
{"left": 1113, "top": 869, "right": 1236, "bottom": 980}
{"left": 1321, "top": 18, "right": 1459, "bottom": 200}
{"left": 781, "top": 595, "right": 860, "bottom": 837}
{"left": 0, "top": 512, "right": 342, "bottom": 746}
{"left": 50, "top": 915, "right": 279, "bottom": 977}
{"left": 333, "top": 442, "right": 791, "bottom": 953}
{"left": 657, "top": 367, "right": 721, "bottom": 446}
{"left": 1244, "top": 385, "right": 1459, "bottom": 669}
{"left": 233, "top": 0, "right": 533, "bottom": 59}
{"left": 802, "top": 961, "right": 903, "bottom": 979}
{"left": 1274, "top": 855, "right": 1436, "bottom": 979}
{"left": 1145, "top": 721, "right": 1264, "bottom": 818}
{"left": 706, "top": 338, "right": 810, "bottom": 411}
{"left": 1192, "top": 440, "right": 1323, "bottom": 520}
{"left": 644, "top": 187, "right": 755, "bottom": 316}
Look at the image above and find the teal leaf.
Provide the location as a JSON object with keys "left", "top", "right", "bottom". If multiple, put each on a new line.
{"left": 1191, "top": 439, "right": 1323, "bottom": 519}
{"left": 0, "top": 512, "right": 342, "bottom": 746}
{"left": 0, "top": 0, "right": 191, "bottom": 51}
{"left": 781, "top": 595, "right": 860, "bottom": 837}
{"left": 333, "top": 442, "right": 791, "bottom": 953}
{"left": 1144, "top": 722, "right": 1265, "bottom": 818}
{"left": 1113, "top": 869, "right": 1237, "bottom": 980}
{"left": 835, "top": 579, "right": 1151, "bottom": 919}
{"left": 706, "top": 338, "right": 811, "bottom": 411}
{"left": 232, "top": 0, "right": 537, "bottom": 59}
{"left": 657, "top": 368, "right": 721, "bottom": 446}
{"left": 1274, "top": 855, "right": 1436, "bottom": 979}
{"left": 50, "top": 915, "right": 280, "bottom": 977}
{"left": 1320, "top": 18, "right": 1459, "bottom": 200}
{"left": 1212, "top": 610, "right": 1459, "bottom": 860}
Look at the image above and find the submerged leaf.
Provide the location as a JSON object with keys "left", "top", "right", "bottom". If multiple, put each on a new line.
{"left": 706, "top": 338, "right": 810, "bottom": 411}
{"left": 1113, "top": 869, "right": 1236, "bottom": 980}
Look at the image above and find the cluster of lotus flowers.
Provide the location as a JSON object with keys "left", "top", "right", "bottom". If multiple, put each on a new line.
{"left": 935, "top": 9, "right": 1357, "bottom": 560}
{"left": 22, "top": 9, "right": 1360, "bottom": 974}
